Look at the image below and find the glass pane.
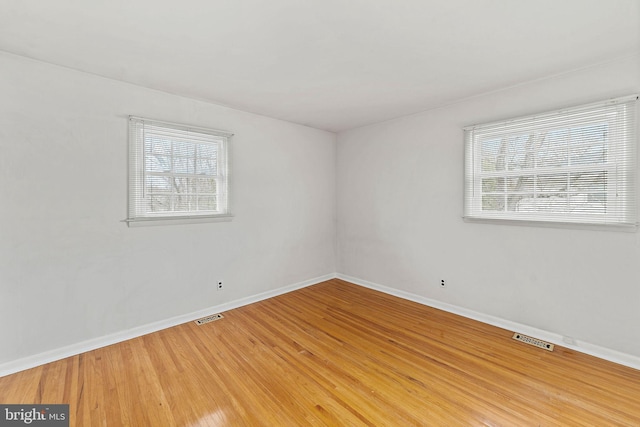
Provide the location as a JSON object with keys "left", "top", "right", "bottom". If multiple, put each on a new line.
{"left": 570, "top": 123, "right": 607, "bottom": 167}
{"left": 173, "top": 157, "right": 195, "bottom": 174}
{"left": 482, "top": 178, "right": 504, "bottom": 193}
{"left": 508, "top": 194, "right": 534, "bottom": 212}
{"left": 482, "top": 194, "right": 504, "bottom": 212}
{"left": 507, "top": 175, "right": 534, "bottom": 192}
{"left": 507, "top": 150, "right": 533, "bottom": 170}
{"left": 196, "top": 177, "right": 217, "bottom": 194}
{"left": 149, "top": 195, "right": 171, "bottom": 212}
{"left": 507, "top": 135, "right": 534, "bottom": 170}
{"left": 146, "top": 175, "right": 172, "bottom": 193}
{"left": 568, "top": 193, "right": 606, "bottom": 213}
{"left": 537, "top": 130, "right": 568, "bottom": 167}
{"left": 173, "top": 195, "right": 195, "bottom": 212}
{"left": 571, "top": 123, "right": 607, "bottom": 144}
{"left": 481, "top": 157, "right": 497, "bottom": 172}
{"left": 144, "top": 139, "right": 171, "bottom": 155}
{"left": 146, "top": 154, "right": 171, "bottom": 173}
{"left": 171, "top": 177, "right": 191, "bottom": 194}
{"left": 173, "top": 141, "right": 195, "bottom": 157}
{"left": 569, "top": 171, "right": 606, "bottom": 192}
{"left": 570, "top": 142, "right": 605, "bottom": 165}
{"left": 196, "top": 158, "right": 217, "bottom": 175}
{"left": 197, "top": 196, "right": 217, "bottom": 211}
{"left": 511, "top": 194, "right": 535, "bottom": 212}
{"left": 198, "top": 144, "right": 217, "bottom": 158}
{"left": 481, "top": 138, "right": 503, "bottom": 157}
{"left": 535, "top": 194, "right": 568, "bottom": 213}
{"left": 537, "top": 174, "right": 568, "bottom": 192}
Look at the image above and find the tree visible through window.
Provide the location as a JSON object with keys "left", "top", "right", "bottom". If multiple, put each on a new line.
{"left": 464, "top": 96, "right": 637, "bottom": 227}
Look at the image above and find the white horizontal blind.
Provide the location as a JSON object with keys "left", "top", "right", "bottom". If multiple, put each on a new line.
{"left": 128, "top": 117, "right": 233, "bottom": 223}
{"left": 464, "top": 95, "right": 638, "bottom": 227}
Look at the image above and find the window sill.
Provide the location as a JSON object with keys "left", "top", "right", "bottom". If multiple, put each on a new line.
{"left": 125, "top": 214, "right": 234, "bottom": 227}
{"left": 462, "top": 216, "right": 638, "bottom": 232}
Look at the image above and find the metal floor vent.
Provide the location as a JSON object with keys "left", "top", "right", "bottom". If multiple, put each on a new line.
{"left": 512, "top": 333, "right": 554, "bottom": 351}
{"left": 194, "top": 313, "right": 224, "bottom": 325}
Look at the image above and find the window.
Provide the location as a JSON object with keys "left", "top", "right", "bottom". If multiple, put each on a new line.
{"left": 127, "top": 117, "right": 232, "bottom": 226}
{"left": 464, "top": 95, "right": 638, "bottom": 228}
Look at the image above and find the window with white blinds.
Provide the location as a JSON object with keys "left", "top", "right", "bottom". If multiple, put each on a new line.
{"left": 464, "top": 95, "right": 638, "bottom": 228}
{"left": 127, "top": 117, "right": 233, "bottom": 225}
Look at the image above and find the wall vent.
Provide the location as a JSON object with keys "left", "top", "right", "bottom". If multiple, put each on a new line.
{"left": 512, "top": 332, "right": 554, "bottom": 351}
{"left": 194, "top": 313, "right": 224, "bottom": 325}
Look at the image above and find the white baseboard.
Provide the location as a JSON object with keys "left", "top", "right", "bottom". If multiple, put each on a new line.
{"left": 336, "top": 273, "right": 640, "bottom": 371}
{"left": 0, "top": 273, "right": 337, "bottom": 378}
{"left": 4, "top": 272, "right": 638, "bottom": 377}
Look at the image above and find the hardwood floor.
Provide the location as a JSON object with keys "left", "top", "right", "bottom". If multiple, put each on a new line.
{"left": 1, "top": 279, "right": 639, "bottom": 426}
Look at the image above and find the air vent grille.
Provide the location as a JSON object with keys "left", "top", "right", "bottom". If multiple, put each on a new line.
{"left": 194, "top": 313, "right": 224, "bottom": 325}
{"left": 512, "top": 333, "right": 554, "bottom": 351}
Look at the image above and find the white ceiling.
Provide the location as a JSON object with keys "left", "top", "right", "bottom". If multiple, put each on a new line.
{"left": 0, "top": 0, "right": 638, "bottom": 132}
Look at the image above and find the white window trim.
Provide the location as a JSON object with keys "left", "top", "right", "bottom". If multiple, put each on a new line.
{"left": 126, "top": 116, "right": 233, "bottom": 227}
{"left": 463, "top": 95, "right": 638, "bottom": 230}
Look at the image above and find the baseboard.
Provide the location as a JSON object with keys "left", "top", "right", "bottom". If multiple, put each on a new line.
{"left": 0, "top": 273, "right": 337, "bottom": 378}
{"left": 336, "top": 273, "right": 640, "bottom": 371}
{"left": 5, "top": 271, "right": 638, "bottom": 377}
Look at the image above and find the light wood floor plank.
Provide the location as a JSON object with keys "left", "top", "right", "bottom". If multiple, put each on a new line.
{"left": 1, "top": 278, "right": 639, "bottom": 426}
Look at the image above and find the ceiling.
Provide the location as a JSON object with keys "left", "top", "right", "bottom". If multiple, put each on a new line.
{"left": 0, "top": 0, "right": 638, "bottom": 132}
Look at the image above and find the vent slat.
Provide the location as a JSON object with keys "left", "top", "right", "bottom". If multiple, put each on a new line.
{"left": 195, "top": 313, "right": 224, "bottom": 325}
{"left": 512, "top": 333, "right": 554, "bottom": 351}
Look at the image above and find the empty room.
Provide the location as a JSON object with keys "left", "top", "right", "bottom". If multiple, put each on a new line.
{"left": 1, "top": 0, "right": 639, "bottom": 425}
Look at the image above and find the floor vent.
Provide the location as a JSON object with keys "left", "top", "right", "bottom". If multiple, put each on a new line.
{"left": 194, "top": 313, "right": 224, "bottom": 325}
{"left": 512, "top": 333, "right": 554, "bottom": 351}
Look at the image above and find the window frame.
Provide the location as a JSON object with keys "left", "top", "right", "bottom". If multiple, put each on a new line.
{"left": 463, "top": 95, "right": 638, "bottom": 230}
{"left": 126, "top": 116, "right": 233, "bottom": 227}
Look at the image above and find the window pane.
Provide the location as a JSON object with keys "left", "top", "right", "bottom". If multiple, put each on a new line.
{"left": 196, "top": 177, "right": 217, "bottom": 194}
{"left": 146, "top": 175, "right": 172, "bottom": 193}
{"left": 173, "top": 141, "right": 195, "bottom": 157}
{"left": 173, "top": 157, "right": 195, "bottom": 174}
{"left": 149, "top": 195, "right": 171, "bottom": 212}
{"left": 568, "top": 193, "right": 606, "bottom": 213}
{"left": 174, "top": 195, "right": 195, "bottom": 212}
{"left": 198, "top": 144, "right": 217, "bottom": 158}
{"left": 570, "top": 125, "right": 606, "bottom": 166}
{"left": 146, "top": 154, "right": 171, "bottom": 173}
{"left": 507, "top": 175, "right": 534, "bottom": 192}
{"left": 570, "top": 143, "right": 605, "bottom": 165}
{"left": 512, "top": 195, "right": 536, "bottom": 212}
{"left": 507, "top": 135, "right": 534, "bottom": 170}
{"left": 535, "top": 194, "right": 568, "bottom": 212}
{"left": 144, "top": 138, "right": 171, "bottom": 155}
{"left": 537, "top": 130, "right": 568, "bottom": 167}
{"left": 569, "top": 171, "right": 606, "bottom": 192}
{"left": 482, "top": 178, "right": 504, "bottom": 193}
{"left": 171, "top": 177, "right": 191, "bottom": 194}
{"left": 481, "top": 157, "right": 498, "bottom": 172}
{"left": 537, "top": 174, "right": 567, "bottom": 192}
{"left": 197, "top": 196, "right": 217, "bottom": 211}
{"left": 481, "top": 138, "right": 505, "bottom": 172}
{"left": 508, "top": 194, "right": 534, "bottom": 212}
{"left": 482, "top": 194, "right": 504, "bottom": 211}
{"left": 507, "top": 150, "right": 533, "bottom": 170}
{"left": 196, "top": 158, "right": 217, "bottom": 175}
{"left": 481, "top": 138, "right": 503, "bottom": 156}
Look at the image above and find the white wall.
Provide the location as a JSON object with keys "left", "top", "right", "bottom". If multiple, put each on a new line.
{"left": 337, "top": 55, "right": 640, "bottom": 358}
{"left": 0, "top": 52, "right": 336, "bottom": 365}
{"left": 2, "top": 48, "right": 639, "bottom": 371}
